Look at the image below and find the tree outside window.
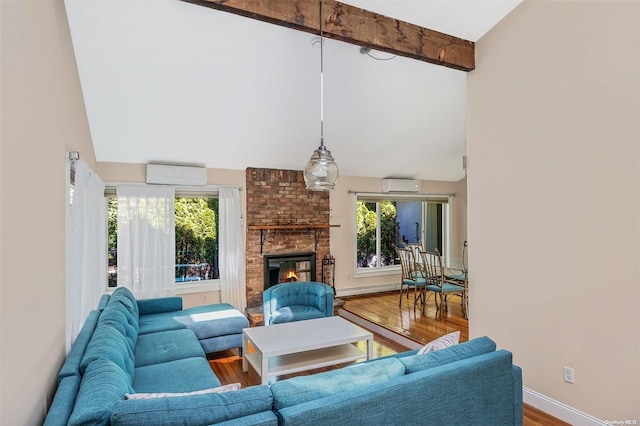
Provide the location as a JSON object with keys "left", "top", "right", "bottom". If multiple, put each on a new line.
{"left": 356, "top": 200, "right": 400, "bottom": 268}
{"left": 108, "top": 196, "right": 219, "bottom": 287}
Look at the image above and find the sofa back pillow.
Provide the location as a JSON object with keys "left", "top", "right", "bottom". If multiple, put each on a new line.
{"left": 80, "top": 325, "right": 135, "bottom": 381}
{"left": 68, "top": 358, "right": 134, "bottom": 426}
{"left": 270, "top": 357, "right": 405, "bottom": 410}
{"left": 109, "top": 287, "right": 140, "bottom": 318}
{"left": 99, "top": 303, "right": 139, "bottom": 351}
{"left": 400, "top": 336, "right": 496, "bottom": 374}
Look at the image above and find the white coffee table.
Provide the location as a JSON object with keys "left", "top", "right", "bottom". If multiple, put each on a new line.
{"left": 242, "top": 316, "right": 374, "bottom": 385}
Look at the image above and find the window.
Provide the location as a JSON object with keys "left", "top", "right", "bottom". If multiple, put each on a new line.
{"left": 355, "top": 194, "right": 450, "bottom": 274}
{"left": 107, "top": 191, "right": 219, "bottom": 288}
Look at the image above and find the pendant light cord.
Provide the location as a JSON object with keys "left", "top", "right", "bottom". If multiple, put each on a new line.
{"left": 319, "top": 0, "right": 325, "bottom": 148}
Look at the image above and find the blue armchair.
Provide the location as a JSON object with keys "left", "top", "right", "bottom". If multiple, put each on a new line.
{"left": 263, "top": 281, "right": 334, "bottom": 325}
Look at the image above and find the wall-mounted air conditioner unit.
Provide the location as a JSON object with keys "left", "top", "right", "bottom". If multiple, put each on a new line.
{"left": 146, "top": 164, "right": 207, "bottom": 186}
{"left": 382, "top": 178, "right": 421, "bottom": 193}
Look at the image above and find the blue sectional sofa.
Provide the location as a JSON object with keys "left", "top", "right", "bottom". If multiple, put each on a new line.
{"left": 45, "top": 288, "right": 523, "bottom": 425}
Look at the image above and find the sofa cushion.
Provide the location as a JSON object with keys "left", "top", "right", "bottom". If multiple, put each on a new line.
{"left": 214, "top": 411, "right": 278, "bottom": 426}
{"left": 59, "top": 310, "right": 101, "bottom": 381}
{"left": 138, "top": 303, "right": 249, "bottom": 338}
{"left": 132, "top": 357, "right": 221, "bottom": 393}
{"left": 399, "top": 336, "right": 496, "bottom": 374}
{"left": 270, "top": 357, "right": 406, "bottom": 410}
{"left": 80, "top": 325, "right": 135, "bottom": 381}
{"left": 134, "top": 329, "right": 205, "bottom": 368}
{"left": 270, "top": 306, "right": 326, "bottom": 325}
{"left": 137, "top": 311, "right": 186, "bottom": 335}
{"left": 68, "top": 358, "right": 134, "bottom": 426}
{"left": 199, "top": 334, "right": 243, "bottom": 354}
{"left": 110, "top": 385, "right": 275, "bottom": 426}
{"left": 179, "top": 303, "right": 249, "bottom": 339}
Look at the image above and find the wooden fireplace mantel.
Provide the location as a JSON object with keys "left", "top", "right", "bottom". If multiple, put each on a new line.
{"left": 248, "top": 224, "right": 340, "bottom": 254}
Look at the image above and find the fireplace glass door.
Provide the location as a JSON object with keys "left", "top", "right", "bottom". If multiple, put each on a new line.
{"left": 264, "top": 252, "right": 316, "bottom": 290}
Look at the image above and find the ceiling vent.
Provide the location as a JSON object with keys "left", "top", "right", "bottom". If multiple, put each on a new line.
{"left": 146, "top": 164, "right": 207, "bottom": 186}
{"left": 382, "top": 178, "right": 421, "bottom": 193}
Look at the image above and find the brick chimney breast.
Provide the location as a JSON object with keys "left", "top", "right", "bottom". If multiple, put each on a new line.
{"left": 245, "top": 168, "right": 331, "bottom": 307}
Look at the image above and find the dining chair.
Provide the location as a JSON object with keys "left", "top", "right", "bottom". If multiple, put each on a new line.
{"left": 419, "top": 249, "right": 467, "bottom": 320}
{"left": 395, "top": 246, "right": 425, "bottom": 311}
{"left": 404, "top": 242, "right": 423, "bottom": 264}
{"left": 445, "top": 240, "right": 468, "bottom": 283}
{"left": 443, "top": 242, "right": 468, "bottom": 316}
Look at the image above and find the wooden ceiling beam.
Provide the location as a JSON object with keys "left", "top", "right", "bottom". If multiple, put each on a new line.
{"left": 181, "top": 0, "right": 475, "bottom": 72}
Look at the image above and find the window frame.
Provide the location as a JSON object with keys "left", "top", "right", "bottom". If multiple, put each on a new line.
{"left": 105, "top": 184, "right": 222, "bottom": 295}
{"left": 353, "top": 192, "right": 452, "bottom": 278}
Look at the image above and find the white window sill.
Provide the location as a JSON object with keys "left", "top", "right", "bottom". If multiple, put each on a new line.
{"left": 175, "top": 280, "right": 221, "bottom": 295}
{"left": 106, "top": 280, "right": 221, "bottom": 296}
{"left": 354, "top": 266, "right": 400, "bottom": 279}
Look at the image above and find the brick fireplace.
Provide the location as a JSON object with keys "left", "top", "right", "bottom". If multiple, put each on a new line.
{"left": 245, "top": 168, "right": 331, "bottom": 308}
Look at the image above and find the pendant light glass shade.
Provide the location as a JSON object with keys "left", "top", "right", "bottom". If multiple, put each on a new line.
{"left": 304, "top": 142, "right": 339, "bottom": 191}
{"left": 304, "top": 0, "right": 338, "bottom": 191}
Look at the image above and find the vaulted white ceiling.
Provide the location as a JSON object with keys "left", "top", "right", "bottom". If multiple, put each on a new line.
{"left": 65, "top": 0, "right": 521, "bottom": 182}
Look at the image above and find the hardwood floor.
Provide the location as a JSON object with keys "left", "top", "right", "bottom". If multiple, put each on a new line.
{"left": 208, "top": 291, "right": 568, "bottom": 425}
{"left": 341, "top": 290, "right": 469, "bottom": 345}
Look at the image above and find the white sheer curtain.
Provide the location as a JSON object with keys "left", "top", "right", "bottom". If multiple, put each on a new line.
{"left": 117, "top": 185, "right": 175, "bottom": 299}
{"left": 66, "top": 159, "right": 106, "bottom": 352}
{"left": 218, "top": 187, "right": 246, "bottom": 311}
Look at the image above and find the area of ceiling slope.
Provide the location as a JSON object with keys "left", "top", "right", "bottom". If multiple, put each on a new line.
{"left": 65, "top": 0, "right": 521, "bottom": 182}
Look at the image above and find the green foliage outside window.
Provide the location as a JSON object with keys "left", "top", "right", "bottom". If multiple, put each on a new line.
{"left": 174, "top": 197, "right": 219, "bottom": 281}
{"left": 356, "top": 201, "right": 399, "bottom": 268}
{"left": 107, "top": 196, "right": 219, "bottom": 287}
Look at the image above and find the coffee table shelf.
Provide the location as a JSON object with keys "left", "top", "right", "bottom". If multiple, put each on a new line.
{"left": 245, "top": 343, "right": 365, "bottom": 380}
{"left": 242, "top": 316, "right": 373, "bottom": 384}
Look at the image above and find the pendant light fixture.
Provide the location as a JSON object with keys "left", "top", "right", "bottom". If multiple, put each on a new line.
{"left": 304, "top": 0, "right": 338, "bottom": 191}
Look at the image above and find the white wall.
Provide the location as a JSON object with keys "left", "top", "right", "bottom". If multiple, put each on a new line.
{"left": 468, "top": 0, "right": 639, "bottom": 420}
{"left": 0, "top": 0, "right": 94, "bottom": 423}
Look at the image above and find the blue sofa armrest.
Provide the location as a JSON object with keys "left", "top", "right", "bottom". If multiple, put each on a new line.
{"left": 137, "top": 297, "right": 183, "bottom": 316}
{"left": 512, "top": 364, "right": 524, "bottom": 426}
{"left": 43, "top": 375, "right": 81, "bottom": 426}
{"left": 97, "top": 294, "right": 110, "bottom": 311}
{"left": 58, "top": 310, "right": 102, "bottom": 380}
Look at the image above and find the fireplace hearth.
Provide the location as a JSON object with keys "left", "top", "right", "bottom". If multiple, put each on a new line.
{"left": 263, "top": 252, "right": 316, "bottom": 290}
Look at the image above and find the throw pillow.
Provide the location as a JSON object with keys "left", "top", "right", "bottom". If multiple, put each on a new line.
{"left": 417, "top": 331, "right": 460, "bottom": 355}
{"left": 125, "top": 383, "right": 240, "bottom": 400}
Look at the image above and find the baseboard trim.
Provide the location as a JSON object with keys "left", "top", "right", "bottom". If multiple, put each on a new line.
{"left": 523, "top": 387, "right": 604, "bottom": 425}
{"left": 336, "top": 284, "right": 398, "bottom": 297}
{"left": 338, "top": 308, "right": 422, "bottom": 350}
